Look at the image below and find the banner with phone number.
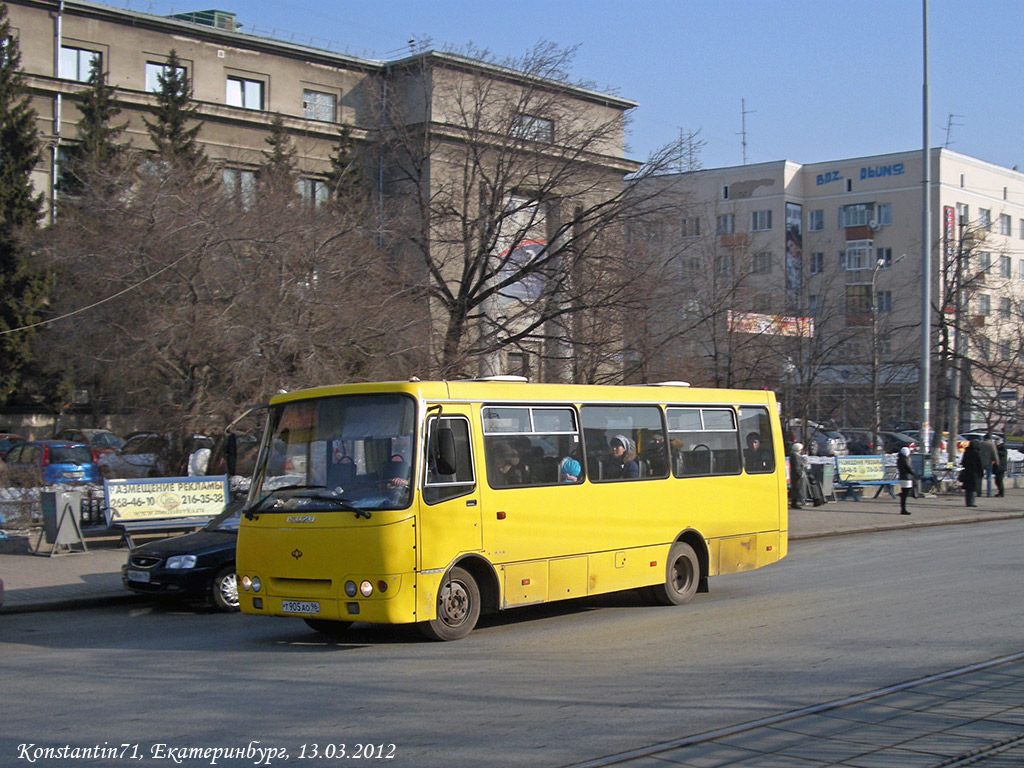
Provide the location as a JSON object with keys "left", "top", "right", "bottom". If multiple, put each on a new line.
{"left": 104, "top": 476, "right": 229, "bottom": 525}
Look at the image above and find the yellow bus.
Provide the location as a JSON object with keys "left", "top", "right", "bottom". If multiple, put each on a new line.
{"left": 236, "top": 379, "right": 787, "bottom": 640}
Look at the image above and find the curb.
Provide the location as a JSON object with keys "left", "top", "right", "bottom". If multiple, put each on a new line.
{"left": 789, "top": 511, "right": 1024, "bottom": 541}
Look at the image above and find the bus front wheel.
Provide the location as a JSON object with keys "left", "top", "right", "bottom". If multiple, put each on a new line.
{"left": 646, "top": 541, "right": 699, "bottom": 606}
{"left": 420, "top": 567, "right": 480, "bottom": 641}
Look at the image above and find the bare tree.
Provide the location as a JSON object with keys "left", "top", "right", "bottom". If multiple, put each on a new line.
{"left": 377, "top": 42, "right": 686, "bottom": 381}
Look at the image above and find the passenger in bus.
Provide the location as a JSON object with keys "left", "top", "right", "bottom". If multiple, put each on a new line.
{"left": 559, "top": 456, "right": 582, "bottom": 483}
{"left": 513, "top": 436, "right": 536, "bottom": 482}
{"left": 490, "top": 441, "right": 523, "bottom": 486}
{"left": 745, "top": 432, "right": 770, "bottom": 471}
{"left": 605, "top": 435, "right": 639, "bottom": 479}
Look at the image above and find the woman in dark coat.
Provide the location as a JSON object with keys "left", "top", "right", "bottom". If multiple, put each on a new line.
{"left": 897, "top": 446, "right": 917, "bottom": 515}
{"left": 960, "top": 440, "right": 984, "bottom": 507}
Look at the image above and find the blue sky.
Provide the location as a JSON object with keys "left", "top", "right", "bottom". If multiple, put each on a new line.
{"left": 140, "top": 0, "right": 1022, "bottom": 171}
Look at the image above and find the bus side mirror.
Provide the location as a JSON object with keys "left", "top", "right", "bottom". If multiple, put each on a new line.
{"left": 434, "top": 428, "right": 458, "bottom": 476}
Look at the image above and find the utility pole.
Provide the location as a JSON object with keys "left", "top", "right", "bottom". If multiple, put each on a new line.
{"left": 920, "top": 0, "right": 933, "bottom": 456}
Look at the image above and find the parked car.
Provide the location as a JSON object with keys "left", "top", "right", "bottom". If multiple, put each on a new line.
{"left": 99, "top": 433, "right": 213, "bottom": 479}
{"left": 0, "top": 432, "right": 26, "bottom": 458}
{"left": 808, "top": 428, "right": 849, "bottom": 457}
{"left": 54, "top": 428, "right": 124, "bottom": 461}
{"left": 841, "top": 429, "right": 918, "bottom": 455}
{"left": 960, "top": 431, "right": 1003, "bottom": 444}
{"left": 121, "top": 499, "right": 242, "bottom": 611}
{"left": 0, "top": 440, "right": 100, "bottom": 486}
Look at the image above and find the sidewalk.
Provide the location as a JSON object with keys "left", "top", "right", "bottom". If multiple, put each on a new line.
{"left": 0, "top": 488, "right": 1021, "bottom": 614}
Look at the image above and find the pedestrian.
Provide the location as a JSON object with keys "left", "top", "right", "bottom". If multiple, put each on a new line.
{"left": 979, "top": 434, "right": 998, "bottom": 496}
{"left": 897, "top": 446, "right": 916, "bottom": 515}
{"left": 959, "top": 440, "right": 984, "bottom": 508}
{"left": 789, "top": 442, "right": 808, "bottom": 509}
{"left": 994, "top": 436, "right": 1007, "bottom": 498}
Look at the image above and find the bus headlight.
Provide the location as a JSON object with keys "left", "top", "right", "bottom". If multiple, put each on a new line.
{"left": 240, "top": 576, "right": 261, "bottom": 592}
{"left": 359, "top": 580, "right": 373, "bottom": 597}
{"left": 344, "top": 580, "right": 357, "bottom": 597}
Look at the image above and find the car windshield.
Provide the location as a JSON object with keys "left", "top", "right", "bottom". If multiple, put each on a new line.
{"left": 91, "top": 432, "right": 123, "bottom": 449}
{"left": 250, "top": 394, "right": 416, "bottom": 512}
{"left": 205, "top": 499, "right": 244, "bottom": 531}
{"left": 49, "top": 446, "right": 93, "bottom": 464}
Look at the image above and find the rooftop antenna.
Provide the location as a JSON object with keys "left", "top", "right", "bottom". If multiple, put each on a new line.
{"left": 739, "top": 98, "right": 756, "bottom": 165}
{"left": 943, "top": 113, "right": 963, "bottom": 148}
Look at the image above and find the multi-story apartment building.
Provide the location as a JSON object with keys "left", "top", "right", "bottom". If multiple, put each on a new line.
{"left": 8, "top": 0, "right": 638, "bottom": 379}
{"left": 638, "top": 148, "right": 1024, "bottom": 433}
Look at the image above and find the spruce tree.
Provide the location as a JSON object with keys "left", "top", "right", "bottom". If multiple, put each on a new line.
{"left": 259, "top": 113, "right": 297, "bottom": 196}
{"left": 143, "top": 49, "right": 205, "bottom": 168}
{"left": 60, "top": 56, "right": 128, "bottom": 196}
{"left": 325, "top": 123, "right": 364, "bottom": 201}
{"left": 0, "top": 3, "right": 50, "bottom": 401}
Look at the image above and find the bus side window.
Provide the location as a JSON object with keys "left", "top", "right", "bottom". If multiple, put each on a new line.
{"left": 424, "top": 417, "right": 475, "bottom": 504}
{"left": 739, "top": 407, "right": 776, "bottom": 474}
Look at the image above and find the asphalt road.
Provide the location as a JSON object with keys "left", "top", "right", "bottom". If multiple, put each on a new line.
{"left": 1, "top": 520, "right": 1022, "bottom": 768}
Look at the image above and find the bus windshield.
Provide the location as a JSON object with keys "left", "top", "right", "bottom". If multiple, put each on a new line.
{"left": 250, "top": 394, "right": 416, "bottom": 512}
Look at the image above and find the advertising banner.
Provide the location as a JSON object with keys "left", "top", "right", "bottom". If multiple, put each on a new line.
{"left": 104, "top": 476, "right": 229, "bottom": 525}
{"left": 835, "top": 456, "right": 885, "bottom": 483}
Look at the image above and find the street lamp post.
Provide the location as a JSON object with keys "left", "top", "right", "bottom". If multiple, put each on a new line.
{"left": 871, "top": 257, "right": 885, "bottom": 455}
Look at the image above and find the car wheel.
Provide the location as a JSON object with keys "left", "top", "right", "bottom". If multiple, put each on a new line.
{"left": 210, "top": 566, "right": 239, "bottom": 612}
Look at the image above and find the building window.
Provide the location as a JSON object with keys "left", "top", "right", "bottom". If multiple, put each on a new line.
{"left": 876, "top": 247, "right": 892, "bottom": 268}
{"left": 844, "top": 239, "right": 873, "bottom": 271}
{"left": 809, "top": 252, "right": 824, "bottom": 274}
{"left": 957, "top": 203, "right": 969, "bottom": 226}
{"left": 875, "top": 203, "right": 892, "bottom": 227}
{"left": 978, "top": 208, "right": 991, "bottom": 230}
{"left": 222, "top": 167, "right": 256, "bottom": 209}
{"left": 1001, "top": 297, "right": 1012, "bottom": 319}
{"left": 227, "top": 76, "right": 264, "bottom": 110}
{"left": 298, "top": 178, "right": 329, "bottom": 207}
{"left": 979, "top": 252, "right": 992, "bottom": 273}
{"left": 1001, "top": 255, "right": 1012, "bottom": 278}
{"left": 1019, "top": 259, "right": 1024, "bottom": 281}
{"left": 59, "top": 46, "right": 100, "bottom": 82}
{"left": 1000, "top": 214, "right": 1012, "bottom": 236}
{"left": 716, "top": 214, "right": 734, "bottom": 235}
{"left": 145, "top": 61, "right": 187, "bottom": 93}
{"left": 302, "top": 89, "right": 336, "bottom": 122}
{"left": 722, "top": 185, "right": 730, "bottom": 200}
{"left": 977, "top": 294, "right": 991, "bottom": 316}
{"left": 506, "top": 352, "right": 530, "bottom": 379}
{"left": 714, "top": 255, "right": 733, "bottom": 276}
{"left": 511, "top": 114, "right": 554, "bottom": 143}
{"left": 876, "top": 291, "right": 892, "bottom": 313}
{"left": 840, "top": 203, "right": 872, "bottom": 228}
{"left": 807, "top": 209, "right": 824, "bottom": 232}
{"left": 752, "top": 252, "right": 772, "bottom": 274}
{"left": 808, "top": 295, "right": 820, "bottom": 315}
{"left": 680, "top": 217, "right": 700, "bottom": 238}
{"left": 845, "top": 284, "right": 871, "bottom": 314}
{"left": 751, "top": 210, "right": 772, "bottom": 231}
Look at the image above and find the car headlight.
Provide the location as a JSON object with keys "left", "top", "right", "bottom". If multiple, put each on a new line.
{"left": 166, "top": 555, "right": 197, "bottom": 569}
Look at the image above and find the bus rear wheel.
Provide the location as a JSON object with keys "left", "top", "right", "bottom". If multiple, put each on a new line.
{"left": 646, "top": 541, "right": 699, "bottom": 606}
{"left": 420, "top": 566, "right": 480, "bottom": 641}
{"left": 304, "top": 618, "right": 353, "bottom": 636}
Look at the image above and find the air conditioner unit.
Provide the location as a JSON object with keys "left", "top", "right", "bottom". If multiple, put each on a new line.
{"left": 868, "top": 219, "right": 879, "bottom": 230}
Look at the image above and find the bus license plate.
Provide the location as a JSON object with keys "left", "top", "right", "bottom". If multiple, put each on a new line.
{"left": 282, "top": 600, "right": 319, "bottom": 614}
{"left": 126, "top": 570, "right": 150, "bottom": 583}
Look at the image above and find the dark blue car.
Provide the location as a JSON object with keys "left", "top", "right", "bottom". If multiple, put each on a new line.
{"left": 1, "top": 440, "right": 99, "bottom": 486}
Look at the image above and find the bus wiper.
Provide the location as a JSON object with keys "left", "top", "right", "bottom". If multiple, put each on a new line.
{"left": 289, "top": 491, "right": 372, "bottom": 519}
{"left": 245, "top": 484, "right": 326, "bottom": 519}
